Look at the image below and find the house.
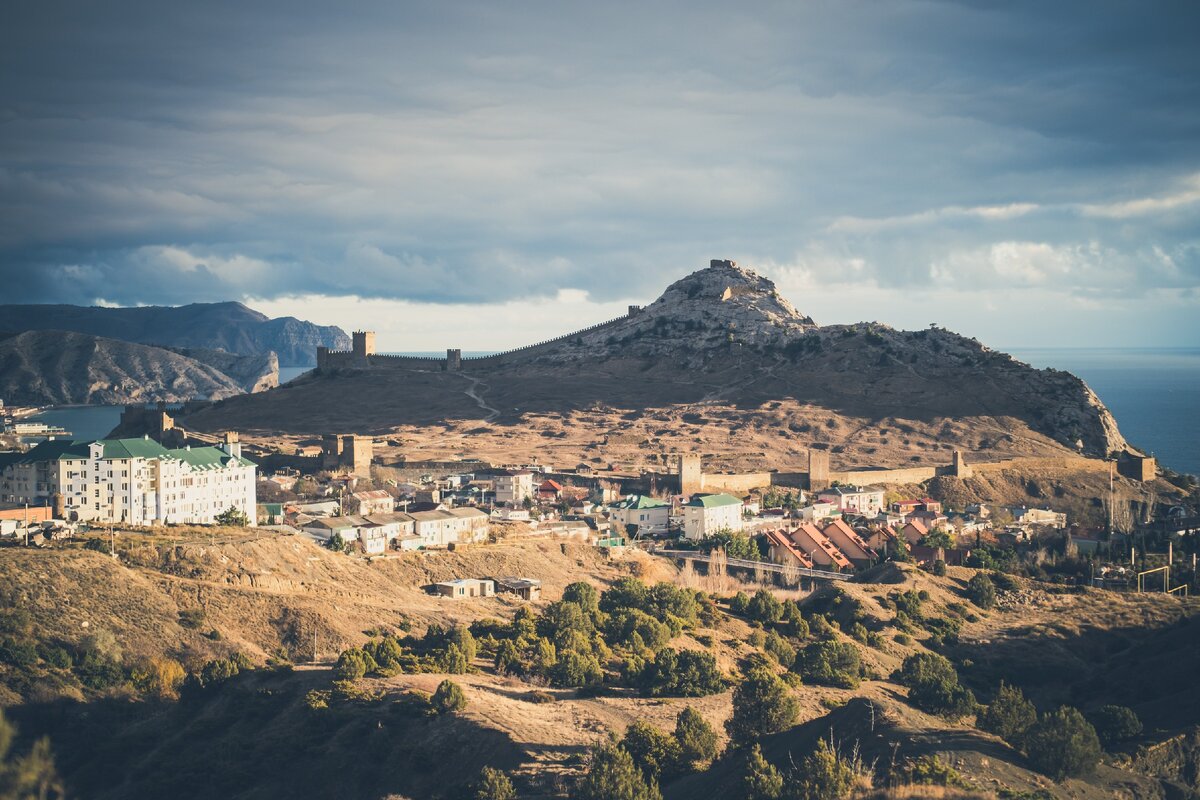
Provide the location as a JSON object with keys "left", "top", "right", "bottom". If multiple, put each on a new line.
{"left": 537, "top": 479, "right": 564, "bottom": 500}
{"left": 347, "top": 490, "right": 392, "bottom": 516}
{"left": 494, "top": 470, "right": 535, "bottom": 505}
{"left": 608, "top": 494, "right": 671, "bottom": 535}
{"left": 491, "top": 507, "right": 530, "bottom": 522}
{"left": 863, "top": 524, "right": 900, "bottom": 554}
{"left": 897, "top": 519, "right": 929, "bottom": 546}
{"left": 817, "top": 485, "right": 885, "bottom": 516}
{"left": 892, "top": 499, "right": 923, "bottom": 515}
{"left": 494, "top": 577, "right": 542, "bottom": 601}
{"left": 919, "top": 497, "right": 943, "bottom": 514}
{"left": 303, "top": 516, "right": 363, "bottom": 545}
{"left": 432, "top": 578, "right": 495, "bottom": 599}
{"left": 682, "top": 493, "right": 744, "bottom": 540}
{"left": 796, "top": 501, "right": 837, "bottom": 523}
{"left": 362, "top": 512, "right": 418, "bottom": 549}
{"left": 820, "top": 519, "right": 877, "bottom": 568}
{"left": 787, "top": 523, "right": 852, "bottom": 570}
{"left": 447, "top": 507, "right": 490, "bottom": 542}
{"left": 1008, "top": 506, "right": 1067, "bottom": 528}
{"left": 764, "top": 528, "right": 814, "bottom": 570}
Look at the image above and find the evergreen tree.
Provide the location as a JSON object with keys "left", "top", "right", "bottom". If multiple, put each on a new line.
{"left": 673, "top": 707, "right": 718, "bottom": 767}
{"left": 966, "top": 572, "right": 997, "bottom": 610}
{"left": 743, "top": 743, "right": 783, "bottom": 800}
{"left": 726, "top": 667, "right": 800, "bottom": 746}
{"left": 470, "top": 766, "right": 515, "bottom": 800}
{"left": 977, "top": 681, "right": 1036, "bottom": 746}
{"left": 1089, "top": 705, "right": 1142, "bottom": 748}
{"left": 575, "top": 741, "right": 663, "bottom": 800}
{"left": 785, "top": 739, "right": 855, "bottom": 800}
{"left": 431, "top": 679, "right": 467, "bottom": 714}
{"left": 1024, "top": 706, "right": 1103, "bottom": 780}
{"left": 620, "top": 720, "right": 682, "bottom": 781}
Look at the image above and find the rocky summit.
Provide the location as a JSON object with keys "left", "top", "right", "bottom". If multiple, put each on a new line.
{"left": 183, "top": 259, "right": 1130, "bottom": 468}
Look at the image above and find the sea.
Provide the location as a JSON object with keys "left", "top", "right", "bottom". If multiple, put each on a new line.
{"left": 19, "top": 348, "right": 1200, "bottom": 477}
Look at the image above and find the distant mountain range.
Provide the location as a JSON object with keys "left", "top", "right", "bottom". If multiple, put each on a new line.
{"left": 0, "top": 330, "right": 278, "bottom": 405}
{"left": 0, "top": 301, "right": 349, "bottom": 366}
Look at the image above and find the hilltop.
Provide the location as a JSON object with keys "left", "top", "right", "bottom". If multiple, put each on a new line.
{"left": 183, "top": 260, "right": 1131, "bottom": 471}
{"left": 0, "top": 301, "right": 349, "bottom": 367}
{"left": 0, "top": 330, "right": 278, "bottom": 405}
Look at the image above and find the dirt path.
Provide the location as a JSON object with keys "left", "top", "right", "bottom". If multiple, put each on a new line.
{"left": 460, "top": 373, "right": 500, "bottom": 422}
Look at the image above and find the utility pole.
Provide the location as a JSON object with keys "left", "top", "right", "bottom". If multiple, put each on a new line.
{"left": 109, "top": 526, "right": 115, "bottom": 556}
{"left": 23, "top": 503, "right": 29, "bottom": 546}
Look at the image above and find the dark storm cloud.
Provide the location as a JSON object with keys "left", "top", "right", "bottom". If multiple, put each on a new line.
{"left": 1, "top": 0, "right": 1198, "bottom": 310}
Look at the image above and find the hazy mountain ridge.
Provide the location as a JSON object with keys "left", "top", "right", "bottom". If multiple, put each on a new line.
{"left": 0, "top": 301, "right": 349, "bottom": 366}
{"left": 0, "top": 330, "right": 276, "bottom": 405}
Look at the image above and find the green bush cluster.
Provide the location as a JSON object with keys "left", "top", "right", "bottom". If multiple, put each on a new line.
{"left": 741, "top": 739, "right": 860, "bottom": 800}
{"left": 895, "top": 652, "right": 976, "bottom": 719}
{"left": 794, "top": 641, "right": 862, "bottom": 689}
{"left": 726, "top": 667, "right": 800, "bottom": 746}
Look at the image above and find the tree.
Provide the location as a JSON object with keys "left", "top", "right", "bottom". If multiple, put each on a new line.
{"left": 674, "top": 707, "right": 718, "bottom": 767}
{"left": 795, "top": 641, "right": 861, "bottom": 689}
{"left": 563, "top": 581, "right": 600, "bottom": 612}
{"left": 743, "top": 743, "right": 783, "bottom": 800}
{"left": 786, "top": 739, "right": 855, "bottom": 800}
{"left": 977, "top": 682, "right": 1036, "bottom": 746}
{"left": 896, "top": 653, "right": 976, "bottom": 719}
{"left": 431, "top": 679, "right": 467, "bottom": 714}
{"left": 494, "top": 639, "right": 521, "bottom": 675}
{"left": 600, "top": 577, "right": 649, "bottom": 614}
{"left": 215, "top": 505, "right": 250, "bottom": 527}
{"left": 551, "top": 651, "right": 603, "bottom": 688}
{"left": 449, "top": 624, "right": 478, "bottom": 662}
{"left": 966, "top": 573, "right": 996, "bottom": 610}
{"left": 1024, "top": 706, "right": 1102, "bottom": 780}
{"left": 726, "top": 667, "right": 800, "bottom": 746}
{"left": 747, "top": 589, "right": 783, "bottom": 624}
{"left": 1089, "top": 705, "right": 1142, "bottom": 748}
{"left": 470, "top": 766, "right": 516, "bottom": 800}
{"left": 730, "top": 592, "right": 751, "bottom": 615}
{"left": 575, "top": 741, "right": 663, "bottom": 800}
{"left": 930, "top": 559, "right": 947, "bottom": 577}
{"left": 637, "top": 648, "right": 724, "bottom": 697}
{"left": 328, "top": 531, "right": 346, "bottom": 552}
{"left": 621, "top": 721, "right": 682, "bottom": 781}
{"left": 131, "top": 656, "right": 187, "bottom": 700}
{"left": 335, "top": 647, "right": 376, "bottom": 680}
{"left": 919, "top": 529, "right": 955, "bottom": 549}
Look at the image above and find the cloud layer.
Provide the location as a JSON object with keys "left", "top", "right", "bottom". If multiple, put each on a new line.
{"left": 2, "top": 1, "right": 1198, "bottom": 346}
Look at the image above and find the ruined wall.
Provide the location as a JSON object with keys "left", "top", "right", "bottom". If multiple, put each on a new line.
{"left": 700, "top": 471, "right": 772, "bottom": 494}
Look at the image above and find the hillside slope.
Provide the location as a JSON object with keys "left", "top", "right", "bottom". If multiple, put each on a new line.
{"left": 184, "top": 261, "right": 1130, "bottom": 469}
{"left": 0, "top": 330, "right": 276, "bottom": 404}
{"left": 0, "top": 301, "right": 349, "bottom": 366}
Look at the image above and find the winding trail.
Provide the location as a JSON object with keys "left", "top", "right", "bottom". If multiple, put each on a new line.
{"left": 460, "top": 373, "right": 500, "bottom": 423}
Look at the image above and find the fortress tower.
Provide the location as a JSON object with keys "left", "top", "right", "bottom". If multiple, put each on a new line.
{"left": 352, "top": 331, "right": 376, "bottom": 358}
{"left": 807, "top": 449, "right": 830, "bottom": 491}
{"left": 677, "top": 453, "right": 703, "bottom": 495}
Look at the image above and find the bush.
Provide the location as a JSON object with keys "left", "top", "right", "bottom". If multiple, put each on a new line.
{"left": 795, "top": 641, "right": 861, "bottom": 689}
{"left": 747, "top": 589, "right": 783, "bottom": 624}
{"left": 576, "top": 741, "right": 662, "bottom": 800}
{"left": 600, "top": 577, "right": 649, "bottom": 614}
{"left": 763, "top": 631, "right": 797, "bottom": 666}
{"left": 966, "top": 573, "right": 996, "bottom": 610}
{"left": 131, "top": 656, "right": 186, "bottom": 700}
{"left": 674, "top": 707, "right": 718, "bottom": 767}
{"left": 178, "top": 609, "right": 206, "bottom": 629}
{"left": 215, "top": 506, "right": 250, "bottom": 526}
{"left": 789, "top": 739, "right": 856, "bottom": 800}
{"left": 551, "top": 651, "right": 603, "bottom": 688}
{"left": 431, "top": 679, "right": 467, "bottom": 714}
{"left": 563, "top": 581, "right": 600, "bottom": 612}
{"left": 730, "top": 592, "right": 751, "bottom": 615}
{"left": 621, "top": 720, "right": 682, "bottom": 781}
{"left": 1024, "top": 706, "right": 1102, "bottom": 780}
{"left": 977, "top": 682, "right": 1036, "bottom": 746}
{"left": 606, "top": 609, "right": 672, "bottom": 651}
{"left": 335, "top": 647, "right": 377, "bottom": 680}
{"left": 638, "top": 648, "right": 724, "bottom": 697}
{"left": 726, "top": 667, "right": 800, "bottom": 746}
{"left": 931, "top": 559, "right": 947, "bottom": 577}
{"left": 1089, "top": 705, "right": 1142, "bottom": 747}
{"left": 743, "top": 743, "right": 783, "bottom": 800}
{"left": 470, "top": 766, "right": 515, "bottom": 800}
{"left": 896, "top": 653, "right": 976, "bottom": 719}
{"left": 895, "top": 754, "right": 970, "bottom": 788}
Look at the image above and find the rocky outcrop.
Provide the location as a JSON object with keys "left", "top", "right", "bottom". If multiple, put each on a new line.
{"left": 0, "top": 302, "right": 348, "bottom": 366}
{"left": 168, "top": 347, "right": 279, "bottom": 393}
{"left": 0, "top": 330, "right": 266, "bottom": 405}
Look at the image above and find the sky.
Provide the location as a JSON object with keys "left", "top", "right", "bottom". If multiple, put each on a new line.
{"left": 2, "top": 1, "right": 1199, "bottom": 351}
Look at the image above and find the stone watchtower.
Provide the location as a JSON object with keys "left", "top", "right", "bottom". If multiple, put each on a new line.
{"left": 807, "top": 449, "right": 830, "bottom": 492}
{"left": 677, "top": 453, "right": 703, "bottom": 495}
{"left": 446, "top": 349, "right": 462, "bottom": 371}
{"left": 342, "top": 434, "right": 373, "bottom": 479}
{"left": 352, "top": 331, "right": 376, "bottom": 358}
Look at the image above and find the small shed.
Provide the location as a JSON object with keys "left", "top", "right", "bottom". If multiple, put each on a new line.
{"left": 494, "top": 577, "right": 542, "bottom": 601}
{"left": 432, "top": 578, "right": 495, "bottom": 599}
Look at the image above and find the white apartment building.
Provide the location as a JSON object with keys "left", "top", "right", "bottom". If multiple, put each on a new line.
{"left": 682, "top": 493, "right": 745, "bottom": 541}
{"left": 410, "top": 508, "right": 490, "bottom": 547}
{"left": 607, "top": 494, "right": 671, "bottom": 535}
{"left": 817, "top": 485, "right": 886, "bottom": 516}
{"left": 0, "top": 436, "right": 256, "bottom": 526}
{"left": 493, "top": 469, "right": 535, "bottom": 505}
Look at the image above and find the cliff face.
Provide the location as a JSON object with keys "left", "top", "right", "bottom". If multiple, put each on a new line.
{"left": 186, "top": 260, "right": 1130, "bottom": 463}
{"left": 0, "top": 331, "right": 272, "bottom": 405}
{"left": 0, "top": 302, "right": 349, "bottom": 366}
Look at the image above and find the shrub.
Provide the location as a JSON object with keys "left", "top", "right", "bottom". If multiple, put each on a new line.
{"left": 730, "top": 592, "right": 751, "bottom": 615}
{"left": 215, "top": 506, "right": 250, "bottom": 526}
{"left": 743, "top": 743, "right": 783, "bottom": 800}
{"left": 621, "top": 720, "right": 682, "bottom": 781}
{"left": 575, "top": 741, "right": 662, "bottom": 800}
{"left": 600, "top": 577, "right": 649, "bottom": 614}
{"left": 606, "top": 609, "right": 672, "bottom": 651}
{"left": 896, "top": 653, "right": 976, "bottom": 719}
{"left": 895, "top": 754, "right": 970, "bottom": 788}
{"left": 304, "top": 689, "right": 330, "bottom": 710}
{"left": 431, "top": 679, "right": 467, "bottom": 714}
{"left": 788, "top": 739, "right": 856, "bottom": 800}
{"left": 131, "top": 656, "right": 186, "bottom": 700}
{"left": 638, "top": 648, "right": 724, "bottom": 697}
{"left": 1024, "top": 706, "right": 1102, "bottom": 780}
{"left": 726, "top": 667, "right": 800, "bottom": 746}
{"left": 448, "top": 625, "right": 478, "bottom": 662}
{"left": 178, "top": 609, "right": 206, "bottom": 629}
{"left": 674, "top": 707, "right": 718, "bottom": 767}
{"left": 551, "top": 651, "right": 603, "bottom": 688}
{"left": 470, "top": 766, "right": 515, "bottom": 800}
{"left": 335, "top": 647, "right": 377, "bottom": 680}
{"left": 763, "top": 631, "right": 797, "bottom": 666}
{"left": 494, "top": 639, "right": 520, "bottom": 675}
{"left": 795, "top": 641, "right": 861, "bottom": 689}
{"left": 977, "top": 682, "right": 1036, "bottom": 746}
{"left": 966, "top": 573, "right": 997, "bottom": 610}
{"left": 440, "top": 643, "right": 470, "bottom": 674}
{"left": 1089, "top": 705, "right": 1142, "bottom": 747}
{"left": 931, "top": 560, "right": 947, "bottom": 577}
{"left": 894, "top": 633, "right": 911, "bottom": 645}
{"left": 563, "top": 581, "right": 600, "bottom": 612}
{"left": 747, "top": 589, "right": 783, "bottom": 624}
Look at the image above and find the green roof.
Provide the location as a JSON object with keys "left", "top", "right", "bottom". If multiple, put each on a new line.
{"left": 685, "top": 493, "right": 743, "bottom": 509}
{"left": 166, "top": 446, "right": 256, "bottom": 470}
{"left": 96, "top": 438, "right": 173, "bottom": 460}
{"left": 612, "top": 494, "right": 669, "bottom": 510}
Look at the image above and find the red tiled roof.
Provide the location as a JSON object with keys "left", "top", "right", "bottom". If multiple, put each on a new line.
{"left": 764, "top": 528, "right": 814, "bottom": 568}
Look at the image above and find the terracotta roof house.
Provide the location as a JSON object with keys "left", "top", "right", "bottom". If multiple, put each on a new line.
{"left": 787, "top": 523, "right": 853, "bottom": 570}
{"left": 820, "top": 518, "right": 877, "bottom": 567}
{"left": 898, "top": 519, "right": 929, "bottom": 546}
{"left": 764, "top": 528, "right": 814, "bottom": 570}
